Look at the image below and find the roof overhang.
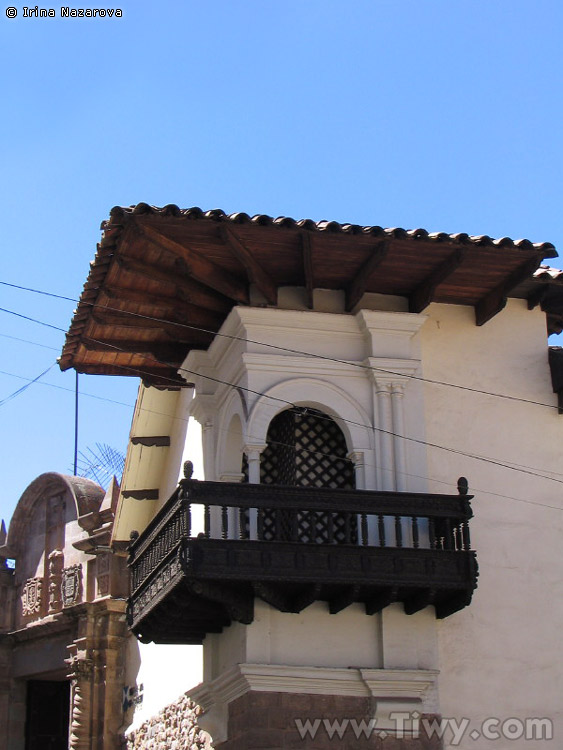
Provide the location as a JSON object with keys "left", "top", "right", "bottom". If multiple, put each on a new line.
{"left": 60, "top": 204, "right": 559, "bottom": 387}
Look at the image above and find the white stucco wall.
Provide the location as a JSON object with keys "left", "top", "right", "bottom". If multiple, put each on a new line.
{"left": 121, "top": 296, "right": 563, "bottom": 747}
{"left": 420, "top": 299, "right": 563, "bottom": 749}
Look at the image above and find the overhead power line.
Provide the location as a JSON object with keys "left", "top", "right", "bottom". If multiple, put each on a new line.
{"left": 2, "top": 287, "right": 563, "bottom": 496}
{"left": 0, "top": 279, "right": 559, "bottom": 411}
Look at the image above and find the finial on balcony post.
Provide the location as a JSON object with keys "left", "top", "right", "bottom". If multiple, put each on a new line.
{"left": 457, "top": 477, "right": 468, "bottom": 495}
{"left": 183, "top": 460, "right": 194, "bottom": 480}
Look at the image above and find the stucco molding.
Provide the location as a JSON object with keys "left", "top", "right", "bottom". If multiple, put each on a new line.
{"left": 246, "top": 377, "right": 374, "bottom": 452}
{"left": 189, "top": 664, "right": 439, "bottom": 745}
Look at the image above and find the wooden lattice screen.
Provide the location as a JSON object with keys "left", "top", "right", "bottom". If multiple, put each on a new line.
{"left": 242, "top": 409, "right": 356, "bottom": 542}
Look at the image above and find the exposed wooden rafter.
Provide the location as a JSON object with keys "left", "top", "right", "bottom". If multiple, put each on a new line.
{"left": 82, "top": 338, "right": 189, "bottom": 366}
{"left": 345, "top": 241, "right": 389, "bottom": 311}
{"left": 329, "top": 585, "right": 360, "bottom": 614}
{"left": 409, "top": 249, "right": 466, "bottom": 313}
{"left": 253, "top": 582, "right": 293, "bottom": 612}
{"left": 222, "top": 226, "right": 277, "bottom": 305}
{"left": 301, "top": 231, "right": 315, "bottom": 309}
{"left": 103, "top": 286, "right": 225, "bottom": 327}
{"left": 136, "top": 221, "right": 250, "bottom": 304}
{"left": 365, "top": 586, "right": 398, "bottom": 615}
{"left": 475, "top": 257, "right": 541, "bottom": 326}
{"left": 115, "top": 256, "right": 232, "bottom": 314}
{"left": 404, "top": 588, "right": 436, "bottom": 615}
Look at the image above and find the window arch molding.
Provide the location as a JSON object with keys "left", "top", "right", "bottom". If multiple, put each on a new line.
{"left": 214, "top": 388, "right": 248, "bottom": 481}
{"left": 246, "top": 377, "right": 374, "bottom": 455}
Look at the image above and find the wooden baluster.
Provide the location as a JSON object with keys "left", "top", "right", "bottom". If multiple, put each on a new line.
{"left": 462, "top": 521, "right": 471, "bottom": 550}
{"left": 221, "top": 505, "right": 228, "bottom": 539}
{"left": 186, "top": 502, "right": 192, "bottom": 538}
{"left": 378, "top": 514, "right": 386, "bottom": 547}
{"left": 239, "top": 508, "right": 247, "bottom": 540}
{"left": 428, "top": 517, "right": 436, "bottom": 549}
{"left": 204, "top": 504, "right": 210, "bottom": 539}
{"left": 395, "top": 515, "right": 403, "bottom": 548}
{"left": 444, "top": 518, "right": 453, "bottom": 550}
{"left": 258, "top": 507, "right": 264, "bottom": 540}
{"left": 361, "top": 514, "right": 368, "bottom": 546}
{"left": 411, "top": 515, "right": 419, "bottom": 548}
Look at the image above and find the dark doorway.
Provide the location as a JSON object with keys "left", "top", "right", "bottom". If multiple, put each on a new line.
{"left": 25, "top": 680, "right": 70, "bottom": 750}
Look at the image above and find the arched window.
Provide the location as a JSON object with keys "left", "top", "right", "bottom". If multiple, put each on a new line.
{"left": 260, "top": 408, "right": 355, "bottom": 489}
{"left": 243, "top": 409, "right": 356, "bottom": 543}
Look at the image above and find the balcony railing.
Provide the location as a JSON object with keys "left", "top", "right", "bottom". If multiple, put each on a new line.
{"left": 127, "top": 476, "right": 478, "bottom": 644}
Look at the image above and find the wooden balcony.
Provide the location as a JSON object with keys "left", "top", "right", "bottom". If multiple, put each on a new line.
{"left": 127, "top": 477, "right": 478, "bottom": 644}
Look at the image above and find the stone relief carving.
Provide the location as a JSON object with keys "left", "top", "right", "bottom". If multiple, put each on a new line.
{"left": 62, "top": 564, "right": 82, "bottom": 607}
{"left": 21, "top": 577, "right": 42, "bottom": 616}
{"left": 48, "top": 549, "right": 64, "bottom": 613}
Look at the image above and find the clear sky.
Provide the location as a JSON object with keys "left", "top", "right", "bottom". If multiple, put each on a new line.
{"left": 1, "top": 0, "right": 563, "bottom": 525}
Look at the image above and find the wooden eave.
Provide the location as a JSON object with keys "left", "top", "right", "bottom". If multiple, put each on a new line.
{"left": 60, "top": 205, "right": 558, "bottom": 386}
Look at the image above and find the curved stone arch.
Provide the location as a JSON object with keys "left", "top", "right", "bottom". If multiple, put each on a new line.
{"left": 4, "top": 473, "right": 104, "bottom": 558}
{"left": 246, "top": 377, "right": 374, "bottom": 454}
{"left": 215, "top": 389, "right": 248, "bottom": 480}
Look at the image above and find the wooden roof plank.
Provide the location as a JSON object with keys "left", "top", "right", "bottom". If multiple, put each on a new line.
{"left": 136, "top": 221, "right": 250, "bottom": 304}
{"left": 115, "top": 255, "right": 232, "bottom": 313}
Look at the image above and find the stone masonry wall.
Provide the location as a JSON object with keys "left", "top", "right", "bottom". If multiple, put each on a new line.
{"left": 216, "top": 692, "right": 443, "bottom": 750}
{"left": 126, "top": 694, "right": 211, "bottom": 750}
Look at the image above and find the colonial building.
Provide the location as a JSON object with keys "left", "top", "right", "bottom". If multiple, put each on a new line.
{"left": 0, "top": 473, "right": 135, "bottom": 750}
{"left": 60, "top": 205, "right": 563, "bottom": 748}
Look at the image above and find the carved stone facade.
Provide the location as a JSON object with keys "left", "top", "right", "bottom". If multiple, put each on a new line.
{"left": 0, "top": 473, "right": 134, "bottom": 750}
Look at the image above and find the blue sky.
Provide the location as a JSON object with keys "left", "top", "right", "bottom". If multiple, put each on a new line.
{"left": 1, "top": 0, "right": 562, "bottom": 524}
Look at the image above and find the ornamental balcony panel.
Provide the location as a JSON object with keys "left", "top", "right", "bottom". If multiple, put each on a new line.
{"left": 127, "top": 478, "right": 478, "bottom": 644}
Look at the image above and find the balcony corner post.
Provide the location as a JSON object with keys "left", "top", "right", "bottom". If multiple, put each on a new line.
{"left": 243, "top": 443, "right": 268, "bottom": 539}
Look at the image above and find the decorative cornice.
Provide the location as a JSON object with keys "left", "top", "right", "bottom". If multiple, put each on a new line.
{"left": 188, "top": 664, "right": 440, "bottom": 744}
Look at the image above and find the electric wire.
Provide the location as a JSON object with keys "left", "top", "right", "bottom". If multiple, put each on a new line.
{"left": 0, "top": 280, "right": 560, "bottom": 411}
{"left": 2, "top": 290, "right": 563, "bottom": 495}
{"left": 1, "top": 365, "right": 562, "bottom": 513}
{"left": 0, "top": 363, "right": 56, "bottom": 407}
{"left": 2, "top": 301, "right": 563, "bottom": 486}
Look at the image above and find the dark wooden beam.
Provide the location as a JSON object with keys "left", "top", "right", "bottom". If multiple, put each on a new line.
{"left": 103, "top": 286, "right": 225, "bottom": 328}
{"left": 136, "top": 222, "right": 250, "bottom": 304}
{"left": 475, "top": 257, "right": 541, "bottom": 326}
{"left": 115, "top": 256, "right": 233, "bottom": 314}
{"left": 222, "top": 226, "right": 278, "bottom": 305}
{"left": 365, "top": 586, "right": 398, "bottom": 615}
{"left": 186, "top": 580, "right": 253, "bottom": 624}
{"left": 82, "top": 338, "right": 190, "bottom": 366}
{"left": 301, "top": 232, "right": 315, "bottom": 309}
{"left": 345, "top": 241, "right": 389, "bottom": 311}
{"left": 435, "top": 591, "right": 473, "bottom": 619}
{"left": 403, "top": 588, "right": 436, "bottom": 615}
{"left": 328, "top": 585, "right": 360, "bottom": 614}
{"left": 253, "top": 582, "right": 294, "bottom": 612}
{"left": 121, "top": 489, "right": 160, "bottom": 500}
{"left": 91, "top": 306, "right": 218, "bottom": 338}
{"left": 527, "top": 285, "right": 549, "bottom": 311}
{"left": 292, "top": 584, "right": 322, "bottom": 613}
{"left": 130, "top": 436, "right": 171, "bottom": 447}
{"left": 409, "top": 249, "right": 466, "bottom": 313}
